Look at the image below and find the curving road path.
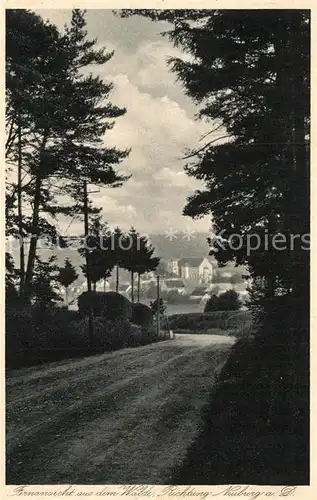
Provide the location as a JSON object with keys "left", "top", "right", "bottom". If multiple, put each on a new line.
{"left": 6, "top": 334, "right": 235, "bottom": 485}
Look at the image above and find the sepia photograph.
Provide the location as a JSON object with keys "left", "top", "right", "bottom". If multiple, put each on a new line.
{"left": 4, "top": 5, "right": 310, "bottom": 488}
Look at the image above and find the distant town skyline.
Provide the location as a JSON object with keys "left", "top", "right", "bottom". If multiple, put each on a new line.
{"left": 34, "top": 9, "right": 213, "bottom": 235}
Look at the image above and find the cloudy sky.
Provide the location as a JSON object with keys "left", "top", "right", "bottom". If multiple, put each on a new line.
{"left": 36, "top": 9, "right": 213, "bottom": 236}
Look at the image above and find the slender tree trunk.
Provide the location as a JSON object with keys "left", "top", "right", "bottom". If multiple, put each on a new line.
{"left": 131, "top": 271, "right": 134, "bottom": 303}
{"left": 83, "top": 180, "right": 94, "bottom": 347}
{"left": 24, "top": 173, "right": 42, "bottom": 295}
{"left": 93, "top": 282, "right": 96, "bottom": 292}
{"left": 24, "top": 132, "right": 48, "bottom": 297}
{"left": 137, "top": 272, "right": 141, "bottom": 302}
{"left": 116, "top": 265, "right": 119, "bottom": 293}
{"left": 17, "top": 109, "right": 25, "bottom": 296}
{"left": 5, "top": 111, "right": 18, "bottom": 157}
{"left": 65, "top": 287, "right": 69, "bottom": 309}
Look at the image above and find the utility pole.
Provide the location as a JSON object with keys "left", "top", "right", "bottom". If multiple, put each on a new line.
{"left": 83, "top": 180, "right": 94, "bottom": 348}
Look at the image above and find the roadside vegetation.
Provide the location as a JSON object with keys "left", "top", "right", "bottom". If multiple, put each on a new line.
{"left": 6, "top": 291, "right": 171, "bottom": 370}
{"left": 168, "top": 310, "right": 251, "bottom": 336}
{"left": 172, "top": 298, "right": 309, "bottom": 485}
{"left": 5, "top": 9, "right": 165, "bottom": 371}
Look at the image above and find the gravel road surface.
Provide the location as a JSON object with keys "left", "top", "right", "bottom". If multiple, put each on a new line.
{"left": 6, "top": 334, "right": 235, "bottom": 484}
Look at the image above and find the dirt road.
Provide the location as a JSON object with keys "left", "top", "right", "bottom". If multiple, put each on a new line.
{"left": 6, "top": 334, "right": 235, "bottom": 485}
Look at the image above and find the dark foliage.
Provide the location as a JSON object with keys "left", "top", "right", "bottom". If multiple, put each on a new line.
{"left": 58, "top": 260, "right": 78, "bottom": 288}
{"left": 172, "top": 301, "right": 309, "bottom": 484}
{"left": 79, "top": 217, "right": 117, "bottom": 289}
{"left": 168, "top": 310, "right": 251, "bottom": 332}
{"left": 131, "top": 303, "right": 153, "bottom": 328}
{"left": 204, "top": 289, "right": 242, "bottom": 312}
{"left": 120, "top": 9, "right": 310, "bottom": 300}
{"left": 77, "top": 291, "right": 132, "bottom": 320}
{"left": 150, "top": 298, "right": 167, "bottom": 316}
{"left": 5, "top": 302, "right": 160, "bottom": 369}
{"left": 120, "top": 227, "right": 160, "bottom": 302}
{"left": 6, "top": 9, "right": 130, "bottom": 295}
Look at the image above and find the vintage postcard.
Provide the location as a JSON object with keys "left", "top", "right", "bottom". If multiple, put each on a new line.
{"left": 1, "top": 1, "right": 315, "bottom": 499}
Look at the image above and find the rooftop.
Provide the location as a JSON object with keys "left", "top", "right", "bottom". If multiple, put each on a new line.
{"left": 165, "top": 279, "right": 186, "bottom": 288}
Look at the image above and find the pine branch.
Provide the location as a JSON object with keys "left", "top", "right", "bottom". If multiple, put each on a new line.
{"left": 182, "top": 135, "right": 231, "bottom": 159}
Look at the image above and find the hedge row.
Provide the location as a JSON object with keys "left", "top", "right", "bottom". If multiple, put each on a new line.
{"left": 78, "top": 291, "right": 132, "bottom": 320}
{"left": 168, "top": 310, "right": 252, "bottom": 334}
{"left": 6, "top": 293, "right": 167, "bottom": 370}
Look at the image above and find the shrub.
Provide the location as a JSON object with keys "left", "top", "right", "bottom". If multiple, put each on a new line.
{"left": 5, "top": 305, "right": 82, "bottom": 368}
{"left": 204, "top": 289, "right": 242, "bottom": 312}
{"left": 5, "top": 299, "right": 158, "bottom": 369}
{"left": 217, "top": 290, "right": 242, "bottom": 311}
{"left": 150, "top": 298, "right": 166, "bottom": 315}
{"left": 5, "top": 305, "right": 80, "bottom": 351}
{"left": 101, "top": 292, "right": 132, "bottom": 320}
{"left": 126, "top": 321, "right": 158, "bottom": 347}
{"left": 28, "top": 306, "right": 78, "bottom": 350}
{"left": 131, "top": 303, "right": 153, "bottom": 327}
{"left": 78, "top": 291, "right": 132, "bottom": 320}
{"left": 140, "top": 323, "right": 158, "bottom": 344}
{"left": 69, "top": 316, "right": 131, "bottom": 351}
{"left": 203, "top": 293, "right": 219, "bottom": 312}
{"left": 126, "top": 323, "right": 144, "bottom": 346}
{"left": 78, "top": 291, "right": 102, "bottom": 316}
{"left": 168, "top": 311, "right": 252, "bottom": 333}
{"left": 5, "top": 307, "right": 34, "bottom": 358}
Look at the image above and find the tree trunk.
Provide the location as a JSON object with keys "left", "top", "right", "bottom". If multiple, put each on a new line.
{"left": 137, "top": 272, "right": 141, "bottom": 302}
{"left": 116, "top": 265, "right": 119, "bottom": 293}
{"left": 24, "top": 173, "right": 42, "bottom": 296}
{"left": 131, "top": 271, "right": 134, "bottom": 303}
{"left": 17, "top": 109, "right": 25, "bottom": 296}
{"left": 24, "top": 131, "right": 48, "bottom": 297}
{"left": 65, "top": 287, "right": 69, "bottom": 309}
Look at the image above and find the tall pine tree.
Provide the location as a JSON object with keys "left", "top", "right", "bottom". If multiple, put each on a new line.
{"left": 120, "top": 9, "right": 310, "bottom": 300}
{"left": 6, "top": 9, "right": 130, "bottom": 298}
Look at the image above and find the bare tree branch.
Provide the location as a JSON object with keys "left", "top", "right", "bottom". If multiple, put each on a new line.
{"left": 182, "top": 135, "right": 231, "bottom": 160}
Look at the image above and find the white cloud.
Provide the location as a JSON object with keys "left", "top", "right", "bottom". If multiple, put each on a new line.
{"left": 30, "top": 11, "right": 214, "bottom": 235}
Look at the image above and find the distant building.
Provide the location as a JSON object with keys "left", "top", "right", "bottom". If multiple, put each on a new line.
{"left": 198, "top": 257, "right": 215, "bottom": 283}
{"left": 167, "top": 257, "right": 215, "bottom": 283}
{"left": 167, "top": 260, "right": 180, "bottom": 277}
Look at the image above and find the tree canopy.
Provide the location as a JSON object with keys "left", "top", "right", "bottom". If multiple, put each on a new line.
{"left": 119, "top": 9, "right": 310, "bottom": 299}
{"left": 6, "top": 9, "right": 130, "bottom": 297}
